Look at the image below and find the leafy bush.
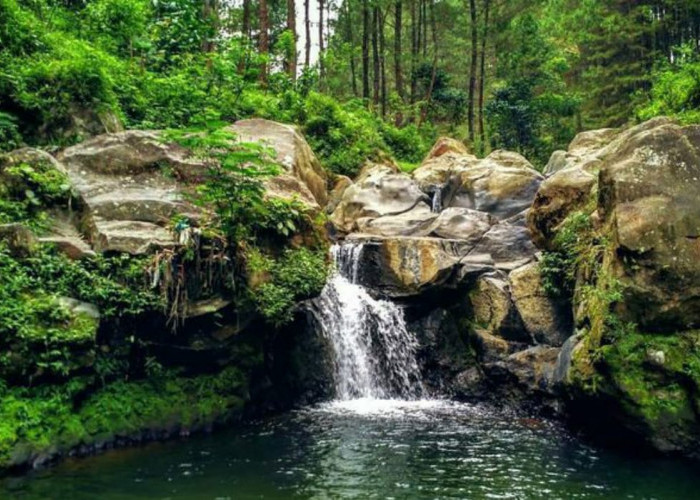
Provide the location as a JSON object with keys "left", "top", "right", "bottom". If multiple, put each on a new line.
{"left": 253, "top": 247, "right": 328, "bottom": 326}
{"left": 637, "top": 52, "right": 700, "bottom": 124}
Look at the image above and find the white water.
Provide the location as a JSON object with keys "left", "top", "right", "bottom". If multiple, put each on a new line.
{"left": 313, "top": 243, "right": 425, "bottom": 402}
{"left": 431, "top": 189, "right": 443, "bottom": 213}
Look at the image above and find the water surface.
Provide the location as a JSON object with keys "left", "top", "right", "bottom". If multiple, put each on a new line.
{"left": 3, "top": 399, "right": 699, "bottom": 499}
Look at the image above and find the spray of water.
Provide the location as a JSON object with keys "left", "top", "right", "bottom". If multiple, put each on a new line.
{"left": 313, "top": 243, "right": 425, "bottom": 401}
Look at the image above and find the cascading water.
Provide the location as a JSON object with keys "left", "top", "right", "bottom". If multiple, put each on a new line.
{"left": 313, "top": 243, "right": 425, "bottom": 401}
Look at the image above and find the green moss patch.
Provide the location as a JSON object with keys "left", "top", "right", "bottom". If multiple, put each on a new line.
{"left": 0, "top": 366, "right": 247, "bottom": 469}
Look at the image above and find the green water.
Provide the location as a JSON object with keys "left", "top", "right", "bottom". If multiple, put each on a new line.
{"left": 2, "top": 400, "right": 699, "bottom": 499}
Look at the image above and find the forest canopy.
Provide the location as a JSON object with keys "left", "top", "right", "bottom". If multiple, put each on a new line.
{"left": 1, "top": 0, "right": 699, "bottom": 171}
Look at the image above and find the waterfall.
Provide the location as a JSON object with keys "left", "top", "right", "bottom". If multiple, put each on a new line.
{"left": 313, "top": 243, "right": 425, "bottom": 401}
{"left": 431, "top": 188, "right": 443, "bottom": 213}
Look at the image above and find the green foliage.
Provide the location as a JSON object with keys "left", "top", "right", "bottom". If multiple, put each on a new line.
{"left": 487, "top": 14, "right": 580, "bottom": 167}
{"left": 0, "top": 112, "right": 21, "bottom": 151}
{"left": 251, "top": 247, "right": 329, "bottom": 326}
{"left": 84, "top": 0, "right": 151, "bottom": 57}
{"left": 303, "top": 93, "right": 428, "bottom": 176}
{"left": 637, "top": 51, "right": 700, "bottom": 124}
{"left": 0, "top": 155, "right": 72, "bottom": 231}
{"left": 0, "top": 366, "right": 247, "bottom": 468}
{"left": 539, "top": 211, "right": 595, "bottom": 297}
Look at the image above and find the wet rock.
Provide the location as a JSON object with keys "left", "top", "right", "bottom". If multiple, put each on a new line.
{"left": 469, "top": 272, "right": 528, "bottom": 342}
{"left": 509, "top": 262, "right": 573, "bottom": 346}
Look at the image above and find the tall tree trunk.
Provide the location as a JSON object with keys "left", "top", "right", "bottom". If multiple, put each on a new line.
{"left": 346, "top": 0, "right": 359, "bottom": 96}
{"left": 362, "top": 0, "right": 371, "bottom": 99}
{"left": 379, "top": 8, "right": 387, "bottom": 117}
{"left": 242, "top": 0, "right": 251, "bottom": 39}
{"left": 418, "top": 0, "right": 438, "bottom": 127}
{"left": 201, "top": 0, "right": 218, "bottom": 54}
{"left": 239, "top": 0, "right": 251, "bottom": 72}
{"left": 478, "top": 0, "right": 490, "bottom": 140}
{"left": 304, "top": 0, "right": 311, "bottom": 68}
{"left": 422, "top": 0, "right": 427, "bottom": 57}
{"left": 410, "top": 0, "right": 417, "bottom": 103}
{"left": 319, "top": 0, "right": 325, "bottom": 79}
{"left": 372, "top": 7, "right": 380, "bottom": 108}
{"left": 259, "top": 0, "right": 270, "bottom": 86}
{"left": 394, "top": 0, "right": 404, "bottom": 100}
{"left": 286, "top": 0, "right": 297, "bottom": 80}
{"left": 467, "top": 0, "right": 477, "bottom": 142}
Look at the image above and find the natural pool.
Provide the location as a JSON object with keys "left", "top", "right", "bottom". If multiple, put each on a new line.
{"left": 3, "top": 399, "right": 699, "bottom": 499}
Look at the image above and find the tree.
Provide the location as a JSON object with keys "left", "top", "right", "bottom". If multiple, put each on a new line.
{"left": 259, "top": 0, "right": 270, "bottom": 85}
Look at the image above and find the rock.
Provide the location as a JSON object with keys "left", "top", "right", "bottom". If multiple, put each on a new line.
{"left": 501, "top": 345, "right": 560, "bottom": 395}
{"left": 472, "top": 328, "right": 510, "bottom": 363}
{"left": 543, "top": 150, "right": 567, "bottom": 176}
{"left": 228, "top": 119, "right": 328, "bottom": 207}
{"left": 509, "top": 262, "right": 573, "bottom": 346}
{"left": 427, "top": 207, "right": 494, "bottom": 242}
{"left": 326, "top": 175, "right": 353, "bottom": 213}
{"left": 353, "top": 235, "right": 492, "bottom": 297}
{"left": 528, "top": 118, "right": 677, "bottom": 249}
{"left": 58, "top": 131, "right": 198, "bottom": 253}
{"left": 89, "top": 219, "right": 175, "bottom": 255}
{"left": 424, "top": 137, "right": 470, "bottom": 161}
{"left": 469, "top": 272, "right": 528, "bottom": 342}
{"left": 330, "top": 166, "right": 428, "bottom": 233}
{"left": 470, "top": 224, "right": 537, "bottom": 270}
{"left": 0, "top": 223, "right": 38, "bottom": 257}
{"left": 449, "top": 150, "right": 543, "bottom": 219}
{"left": 38, "top": 216, "right": 96, "bottom": 259}
{"left": 596, "top": 120, "right": 700, "bottom": 330}
{"left": 528, "top": 165, "right": 597, "bottom": 248}
{"left": 57, "top": 297, "right": 100, "bottom": 320}
{"left": 359, "top": 203, "right": 437, "bottom": 237}
{"left": 409, "top": 308, "right": 474, "bottom": 393}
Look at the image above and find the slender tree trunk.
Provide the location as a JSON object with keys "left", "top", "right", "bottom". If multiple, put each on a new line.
{"left": 394, "top": 0, "right": 404, "bottom": 100}
{"left": 346, "top": 0, "right": 359, "bottom": 96}
{"left": 478, "top": 0, "right": 490, "bottom": 140}
{"left": 305, "top": 0, "right": 311, "bottom": 68}
{"left": 418, "top": 0, "right": 438, "bottom": 127}
{"left": 286, "top": 0, "right": 297, "bottom": 80}
{"left": 201, "top": 0, "right": 218, "bottom": 53}
{"left": 422, "top": 0, "right": 427, "bottom": 57}
{"left": 319, "top": 0, "right": 325, "bottom": 79}
{"left": 467, "top": 0, "right": 477, "bottom": 142}
{"left": 372, "top": 7, "right": 380, "bottom": 108}
{"left": 259, "top": 0, "right": 270, "bottom": 86}
{"left": 242, "top": 0, "right": 251, "bottom": 39}
{"left": 239, "top": 0, "right": 251, "bottom": 72}
{"left": 410, "top": 0, "right": 418, "bottom": 103}
{"left": 362, "top": 0, "right": 371, "bottom": 99}
{"left": 379, "top": 8, "right": 387, "bottom": 117}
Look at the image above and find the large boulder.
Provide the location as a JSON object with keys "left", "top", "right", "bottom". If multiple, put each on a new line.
{"left": 58, "top": 130, "right": 200, "bottom": 254}
{"left": 449, "top": 150, "right": 543, "bottom": 220}
{"left": 597, "top": 121, "right": 700, "bottom": 330}
{"left": 229, "top": 119, "right": 329, "bottom": 208}
{"left": 330, "top": 164, "right": 429, "bottom": 234}
{"left": 508, "top": 262, "right": 573, "bottom": 346}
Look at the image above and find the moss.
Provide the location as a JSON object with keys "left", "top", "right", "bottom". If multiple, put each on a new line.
{"left": 0, "top": 366, "right": 247, "bottom": 469}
